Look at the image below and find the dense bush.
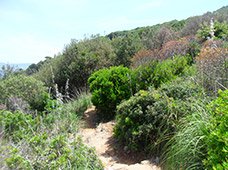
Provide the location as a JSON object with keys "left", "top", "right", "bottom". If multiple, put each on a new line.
{"left": 0, "top": 74, "right": 48, "bottom": 111}
{"left": 159, "top": 36, "right": 200, "bottom": 60}
{"left": 88, "top": 66, "right": 134, "bottom": 119}
{"left": 111, "top": 33, "right": 143, "bottom": 67}
{"left": 114, "top": 78, "right": 203, "bottom": 155}
{"left": 3, "top": 135, "right": 102, "bottom": 170}
{"left": 0, "top": 111, "right": 36, "bottom": 142}
{"left": 134, "top": 55, "right": 191, "bottom": 89}
{"left": 35, "top": 36, "right": 116, "bottom": 95}
{"left": 133, "top": 60, "right": 158, "bottom": 91}
{"left": 131, "top": 49, "right": 159, "bottom": 68}
{"left": 204, "top": 89, "right": 228, "bottom": 169}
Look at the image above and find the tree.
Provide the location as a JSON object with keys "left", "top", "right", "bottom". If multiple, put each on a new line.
{"left": 112, "top": 33, "right": 143, "bottom": 67}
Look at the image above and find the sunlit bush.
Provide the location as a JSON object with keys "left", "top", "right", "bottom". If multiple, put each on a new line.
{"left": 114, "top": 78, "right": 203, "bottom": 155}
{"left": 88, "top": 66, "right": 134, "bottom": 119}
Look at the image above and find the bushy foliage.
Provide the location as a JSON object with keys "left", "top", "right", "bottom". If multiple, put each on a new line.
{"left": 133, "top": 55, "right": 191, "bottom": 91}
{"left": 153, "top": 55, "right": 190, "bottom": 88}
{"left": 3, "top": 135, "right": 102, "bottom": 170}
{"left": 111, "top": 33, "right": 143, "bottom": 67}
{"left": 0, "top": 111, "right": 36, "bottom": 142}
{"left": 0, "top": 74, "right": 48, "bottom": 111}
{"left": 142, "top": 26, "right": 177, "bottom": 50}
{"left": 133, "top": 60, "right": 158, "bottom": 91}
{"left": 114, "top": 78, "right": 203, "bottom": 155}
{"left": 162, "top": 90, "right": 228, "bottom": 170}
{"left": 0, "top": 94, "right": 103, "bottom": 170}
{"left": 35, "top": 36, "right": 116, "bottom": 95}
{"left": 88, "top": 66, "right": 134, "bottom": 119}
{"left": 197, "top": 21, "right": 228, "bottom": 41}
{"left": 196, "top": 44, "right": 228, "bottom": 95}
{"left": 204, "top": 89, "right": 228, "bottom": 170}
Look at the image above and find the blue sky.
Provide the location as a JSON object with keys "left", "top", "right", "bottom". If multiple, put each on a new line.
{"left": 0, "top": 0, "right": 227, "bottom": 64}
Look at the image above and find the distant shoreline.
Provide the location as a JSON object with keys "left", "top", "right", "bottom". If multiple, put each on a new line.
{"left": 0, "top": 63, "right": 31, "bottom": 70}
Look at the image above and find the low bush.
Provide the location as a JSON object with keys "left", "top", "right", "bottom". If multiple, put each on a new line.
{"left": 153, "top": 55, "right": 190, "bottom": 88}
{"left": 89, "top": 56, "right": 192, "bottom": 120}
{"left": 0, "top": 93, "right": 103, "bottom": 170}
{"left": 0, "top": 111, "right": 36, "bottom": 142}
{"left": 4, "top": 135, "right": 102, "bottom": 170}
{"left": 88, "top": 66, "right": 134, "bottom": 119}
{"left": 114, "top": 78, "right": 203, "bottom": 155}
{"left": 0, "top": 74, "right": 48, "bottom": 111}
{"left": 204, "top": 89, "right": 228, "bottom": 170}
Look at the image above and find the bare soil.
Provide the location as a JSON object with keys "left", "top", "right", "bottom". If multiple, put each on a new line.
{"left": 79, "top": 107, "right": 161, "bottom": 170}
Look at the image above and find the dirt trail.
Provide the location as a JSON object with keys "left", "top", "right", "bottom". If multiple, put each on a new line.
{"left": 79, "top": 107, "right": 161, "bottom": 170}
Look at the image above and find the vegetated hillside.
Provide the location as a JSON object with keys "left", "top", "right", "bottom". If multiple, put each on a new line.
{"left": 0, "top": 5, "right": 227, "bottom": 170}
{"left": 25, "top": 6, "right": 227, "bottom": 96}
{"left": 106, "top": 6, "right": 228, "bottom": 40}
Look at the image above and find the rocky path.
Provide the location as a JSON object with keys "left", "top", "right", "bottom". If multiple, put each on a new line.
{"left": 79, "top": 107, "right": 161, "bottom": 170}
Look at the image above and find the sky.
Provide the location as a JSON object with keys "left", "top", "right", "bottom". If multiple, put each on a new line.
{"left": 0, "top": 0, "right": 227, "bottom": 64}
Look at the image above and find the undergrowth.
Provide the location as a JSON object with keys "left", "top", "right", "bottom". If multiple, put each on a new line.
{"left": 0, "top": 93, "right": 103, "bottom": 170}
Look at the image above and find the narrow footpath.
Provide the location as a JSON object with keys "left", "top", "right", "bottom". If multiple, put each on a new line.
{"left": 79, "top": 107, "right": 161, "bottom": 170}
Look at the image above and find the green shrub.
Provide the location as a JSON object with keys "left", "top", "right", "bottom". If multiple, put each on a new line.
{"left": 162, "top": 90, "right": 228, "bottom": 170}
{"left": 114, "top": 78, "right": 202, "bottom": 155}
{"left": 88, "top": 66, "right": 134, "bottom": 119}
{"left": 153, "top": 56, "right": 189, "bottom": 88}
{"left": 204, "top": 89, "right": 228, "bottom": 170}
{"left": 5, "top": 135, "right": 103, "bottom": 170}
{"left": 133, "top": 55, "right": 191, "bottom": 91}
{"left": 0, "top": 74, "right": 48, "bottom": 111}
{"left": 0, "top": 94, "right": 103, "bottom": 169}
{"left": 0, "top": 110, "right": 36, "bottom": 142}
{"left": 133, "top": 60, "right": 158, "bottom": 91}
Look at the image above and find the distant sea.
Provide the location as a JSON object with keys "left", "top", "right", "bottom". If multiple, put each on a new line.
{"left": 0, "top": 63, "right": 31, "bottom": 70}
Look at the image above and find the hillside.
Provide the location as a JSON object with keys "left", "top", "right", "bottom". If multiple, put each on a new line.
{"left": 106, "top": 6, "right": 228, "bottom": 39}
{"left": 0, "top": 5, "right": 227, "bottom": 170}
{"left": 24, "top": 5, "right": 228, "bottom": 95}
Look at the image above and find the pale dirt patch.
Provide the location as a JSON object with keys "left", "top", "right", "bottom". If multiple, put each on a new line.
{"left": 79, "top": 107, "right": 161, "bottom": 170}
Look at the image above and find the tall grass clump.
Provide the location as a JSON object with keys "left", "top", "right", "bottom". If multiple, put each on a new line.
{"left": 162, "top": 89, "right": 228, "bottom": 170}
{"left": 162, "top": 102, "right": 210, "bottom": 170}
